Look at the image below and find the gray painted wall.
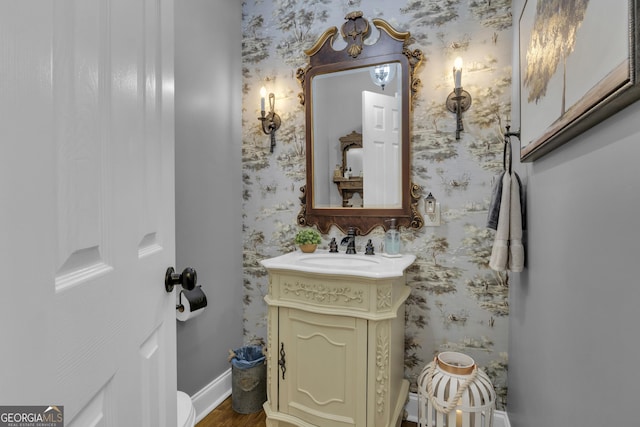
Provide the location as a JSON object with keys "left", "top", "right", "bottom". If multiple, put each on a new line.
{"left": 508, "top": 1, "right": 640, "bottom": 425}
{"left": 175, "top": 0, "right": 243, "bottom": 396}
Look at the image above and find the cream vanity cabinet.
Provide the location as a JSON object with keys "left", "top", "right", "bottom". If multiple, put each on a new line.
{"left": 261, "top": 251, "right": 415, "bottom": 427}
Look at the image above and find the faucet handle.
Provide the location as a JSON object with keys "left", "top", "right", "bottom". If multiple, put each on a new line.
{"left": 365, "top": 239, "right": 375, "bottom": 255}
{"left": 329, "top": 237, "right": 339, "bottom": 252}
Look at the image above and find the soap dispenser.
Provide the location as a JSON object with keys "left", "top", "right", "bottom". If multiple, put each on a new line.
{"left": 383, "top": 219, "right": 401, "bottom": 257}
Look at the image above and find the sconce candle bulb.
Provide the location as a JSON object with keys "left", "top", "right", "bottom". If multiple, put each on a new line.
{"left": 260, "top": 86, "right": 267, "bottom": 112}
{"left": 446, "top": 57, "right": 471, "bottom": 140}
{"left": 453, "top": 57, "right": 463, "bottom": 88}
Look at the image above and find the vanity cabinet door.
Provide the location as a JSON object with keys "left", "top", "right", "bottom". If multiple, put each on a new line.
{"left": 278, "top": 308, "right": 368, "bottom": 427}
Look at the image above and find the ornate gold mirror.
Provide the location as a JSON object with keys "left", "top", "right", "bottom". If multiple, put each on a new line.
{"left": 297, "top": 11, "right": 424, "bottom": 235}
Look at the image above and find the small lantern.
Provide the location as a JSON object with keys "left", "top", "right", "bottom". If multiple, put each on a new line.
{"left": 418, "top": 352, "right": 495, "bottom": 427}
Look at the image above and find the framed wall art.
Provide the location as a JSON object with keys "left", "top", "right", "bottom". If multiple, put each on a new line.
{"left": 519, "top": 0, "right": 640, "bottom": 161}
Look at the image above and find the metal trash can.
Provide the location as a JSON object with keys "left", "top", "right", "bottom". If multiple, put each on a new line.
{"left": 229, "top": 345, "right": 267, "bottom": 414}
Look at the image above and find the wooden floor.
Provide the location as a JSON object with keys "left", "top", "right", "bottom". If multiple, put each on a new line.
{"left": 196, "top": 397, "right": 417, "bottom": 426}
{"left": 196, "top": 397, "right": 265, "bottom": 427}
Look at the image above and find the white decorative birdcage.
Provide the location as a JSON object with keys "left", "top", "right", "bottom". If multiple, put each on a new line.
{"left": 417, "top": 352, "right": 495, "bottom": 427}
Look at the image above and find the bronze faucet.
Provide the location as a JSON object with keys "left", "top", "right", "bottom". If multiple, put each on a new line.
{"left": 340, "top": 227, "right": 357, "bottom": 254}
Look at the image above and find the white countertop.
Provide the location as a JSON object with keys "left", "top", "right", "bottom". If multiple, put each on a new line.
{"left": 260, "top": 249, "right": 416, "bottom": 279}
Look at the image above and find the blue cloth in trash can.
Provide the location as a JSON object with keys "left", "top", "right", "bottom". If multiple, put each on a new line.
{"left": 230, "top": 345, "right": 265, "bottom": 370}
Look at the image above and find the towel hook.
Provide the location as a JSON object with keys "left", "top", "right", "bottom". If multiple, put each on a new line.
{"left": 504, "top": 125, "right": 521, "bottom": 141}
{"left": 502, "top": 125, "right": 522, "bottom": 173}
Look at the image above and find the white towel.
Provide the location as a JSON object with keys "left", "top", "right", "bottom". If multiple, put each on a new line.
{"left": 489, "top": 170, "right": 525, "bottom": 272}
{"left": 489, "top": 171, "right": 511, "bottom": 271}
{"left": 508, "top": 172, "right": 524, "bottom": 272}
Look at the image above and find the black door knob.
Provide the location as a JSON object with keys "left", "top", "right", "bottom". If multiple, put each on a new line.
{"left": 165, "top": 267, "right": 197, "bottom": 292}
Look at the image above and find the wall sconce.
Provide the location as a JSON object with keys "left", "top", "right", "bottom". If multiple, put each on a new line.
{"left": 445, "top": 57, "right": 472, "bottom": 140}
{"left": 258, "top": 87, "right": 282, "bottom": 153}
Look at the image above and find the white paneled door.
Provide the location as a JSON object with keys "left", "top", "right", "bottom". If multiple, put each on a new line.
{"left": 0, "top": 1, "right": 177, "bottom": 426}
{"left": 362, "top": 90, "right": 401, "bottom": 208}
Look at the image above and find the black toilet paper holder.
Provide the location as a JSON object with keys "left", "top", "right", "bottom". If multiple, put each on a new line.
{"left": 176, "top": 285, "right": 208, "bottom": 313}
{"left": 165, "top": 266, "right": 197, "bottom": 293}
{"left": 177, "top": 291, "right": 187, "bottom": 312}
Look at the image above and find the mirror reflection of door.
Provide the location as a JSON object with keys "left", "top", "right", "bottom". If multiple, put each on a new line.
{"left": 362, "top": 90, "right": 401, "bottom": 208}
{"left": 311, "top": 63, "right": 402, "bottom": 209}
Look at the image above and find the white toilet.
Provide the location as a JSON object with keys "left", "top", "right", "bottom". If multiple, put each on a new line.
{"left": 177, "top": 391, "right": 196, "bottom": 427}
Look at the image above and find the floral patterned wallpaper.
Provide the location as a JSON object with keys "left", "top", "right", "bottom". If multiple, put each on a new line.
{"left": 241, "top": 0, "right": 512, "bottom": 409}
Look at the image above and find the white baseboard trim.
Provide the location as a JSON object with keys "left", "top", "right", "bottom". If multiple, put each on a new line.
{"left": 405, "top": 392, "right": 510, "bottom": 427}
{"left": 189, "top": 372, "right": 511, "bottom": 427}
{"left": 189, "top": 367, "right": 232, "bottom": 423}
{"left": 496, "top": 410, "right": 511, "bottom": 427}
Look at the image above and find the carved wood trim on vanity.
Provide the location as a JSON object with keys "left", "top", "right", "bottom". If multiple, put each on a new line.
{"left": 283, "top": 280, "right": 364, "bottom": 304}
{"left": 266, "top": 276, "right": 274, "bottom": 407}
{"left": 377, "top": 286, "right": 393, "bottom": 310}
{"left": 376, "top": 326, "right": 390, "bottom": 414}
{"left": 266, "top": 271, "right": 410, "bottom": 321}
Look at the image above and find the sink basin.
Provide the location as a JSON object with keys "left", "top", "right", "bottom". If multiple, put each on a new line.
{"left": 260, "top": 250, "right": 415, "bottom": 278}
{"left": 299, "top": 254, "right": 380, "bottom": 268}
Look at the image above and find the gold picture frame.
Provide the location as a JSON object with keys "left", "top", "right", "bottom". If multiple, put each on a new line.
{"left": 519, "top": 0, "right": 640, "bottom": 161}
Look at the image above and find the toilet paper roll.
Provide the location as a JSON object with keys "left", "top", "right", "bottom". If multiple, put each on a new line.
{"left": 176, "top": 285, "right": 207, "bottom": 322}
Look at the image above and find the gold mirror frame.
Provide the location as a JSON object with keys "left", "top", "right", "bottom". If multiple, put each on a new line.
{"left": 296, "top": 11, "right": 424, "bottom": 235}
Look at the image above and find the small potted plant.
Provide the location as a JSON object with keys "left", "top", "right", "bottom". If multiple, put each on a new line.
{"left": 294, "top": 228, "right": 322, "bottom": 253}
